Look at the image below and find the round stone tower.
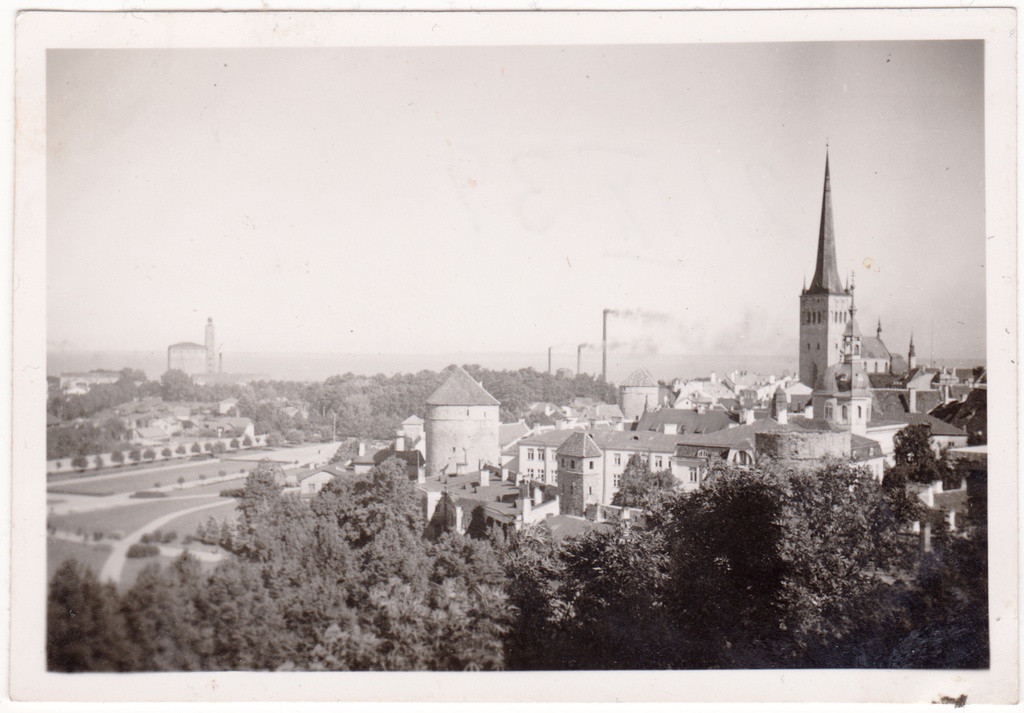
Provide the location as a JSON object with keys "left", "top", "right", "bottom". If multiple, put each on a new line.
{"left": 619, "top": 367, "right": 659, "bottom": 423}
{"left": 424, "top": 366, "right": 500, "bottom": 479}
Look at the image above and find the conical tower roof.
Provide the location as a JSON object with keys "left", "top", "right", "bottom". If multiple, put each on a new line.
{"left": 620, "top": 367, "right": 658, "bottom": 388}
{"left": 807, "top": 152, "right": 845, "bottom": 295}
{"left": 556, "top": 431, "right": 602, "bottom": 458}
{"left": 426, "top": 366, "right": 500, "bottom": 406}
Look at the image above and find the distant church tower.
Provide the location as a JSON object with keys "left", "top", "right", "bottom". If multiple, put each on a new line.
{"left": 205, "top": 318, "right": 216, "bottom": 374}
{"left": 908, "top": 332, "right": 917, "bottom": 371}
{"left": 799, "top": 152, "right": 853, "bottom": 387}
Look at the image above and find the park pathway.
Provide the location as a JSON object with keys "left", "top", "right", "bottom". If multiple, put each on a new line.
{"left": 98, "top": 498, "right": 236, "bottom": 585}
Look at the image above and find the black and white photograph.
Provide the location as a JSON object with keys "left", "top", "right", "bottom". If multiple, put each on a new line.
{"left": 9, "top": 6, "right": 1018, "bottom": 705}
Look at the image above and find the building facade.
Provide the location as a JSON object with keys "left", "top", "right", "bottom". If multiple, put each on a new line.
{"left": 424, "top": 365, "right": 501, "bottom": 479}
{"left": 619, "top": 367, "right": 659, "bottom": 422}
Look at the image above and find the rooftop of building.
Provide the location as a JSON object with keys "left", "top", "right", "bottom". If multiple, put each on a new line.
{"left": 634, "top": 409, "right": 734, "bottom": 435}
{"left": 168, "top": 342, "right": 207, "bottom": 350}
{"left": 620, "top": 367, "right": 658, "bottom": 388}
{"left": 557, "top": 432, "right": 603, "bottom": 458}
{"left": 426, "top": 365, "right": 500, "bottom": 406}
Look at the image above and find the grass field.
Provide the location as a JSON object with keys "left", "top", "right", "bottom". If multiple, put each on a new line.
{"left": 47, "top": 537, "right": 113, "bottom": 582}
{"left": 164, "top": 501, "right": 240, "bottom": 539}
{"left": 48, "top": 496, "right": 226, "bottom": 538}
{"left": 47, "top": 461, "right": 253, "bottom": 497}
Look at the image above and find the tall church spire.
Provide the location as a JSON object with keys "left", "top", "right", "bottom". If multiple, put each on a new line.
{"left": 808, "top": 151, "right": 845, "bottom": 294}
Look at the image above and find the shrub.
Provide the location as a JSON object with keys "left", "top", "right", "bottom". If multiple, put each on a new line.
{"left": 126, "top": 543, "right": 160, "bottom": 558}
{"left": 204, "top": 443, "right": 214, "bottom": 453}
{"left": 218, "top": 470, "right": 226, "bottom": 477}
{"left": 92, "top": 531, "right": 103, "bottom": 541}
{"left": 128, "top": 449, "right": 141, "bottom": 462}
{"left": 71, "top": 455, "right": 88, "bottom": 471}
{"left": 220, "top": 487, "right": 245, "bottom": 498}
{"left": 54, "top": 460, "right": 62, "bottom": 469}
{"left": 176, "top": 445, "right": 187, "bottom": 455}
{"left": 111, "top": 451, "right": 124, "bottom": 465}
{"left": 229, "top": 438, "right": 240, "bottom": 449}
{"left": 177, "top": 476, "right": 185, "bottom": 487}
{"left": 94, "top": 455, "right": 104, "bottom": 469}
{"left": 130, "top": 491, "right": 167, "bottom": 499}
{"left": 153, "top": 481, "right": 161, "bottom": 488}
{"left": 191, "top": 442, "right": 202, "bottom": 454}
{"left": 199, "top": 474, "right": 207, "bottom": 481}
{"left": 161, "top": 447, "right": 173, "bottom": 458}
{"left": 143, "top": 449, "right": 156, "bottom": 461}
{"left": 242, "top": 435, "right": 253, "bottom": 447}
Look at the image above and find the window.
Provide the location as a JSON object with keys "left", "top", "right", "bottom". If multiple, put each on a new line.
{"left": 614, "top": 453, "right": 621, "bottom": 466}
{"left": 654, "top": 456, "right": 663, "bottom": 469}
{"left": 613, "top": 473, "right": 621, "bottom": 487}
{"left": 560, "top": 458, "right": 565, "bottom": 468}
{"left": 467, "top": 410, "right": 470, "bottom": 416}
{"left": 539, "top": 450, "right": 545, "bottom": 461}
{"left": 825, "top": 405, "right": 833, "bottom": 419}
{"left": 570, "top": 460, "right": 576, "bottom": 469}
{"left": 690, "top": 470, "right": 698, "bottom": 483}
{"left": 842, "top": 405, "right": 848, "bottom": 420}
{"left": 857, "top": 405, "right": 863, "bottom": 419}
{"left": 589, "top": 460, "right": 595, "bottom": 469}
{"left": 527, "top": 448, "right": 535, "bottom": 461}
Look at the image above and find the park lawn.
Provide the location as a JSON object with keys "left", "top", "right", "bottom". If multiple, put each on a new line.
{"left": 48, "top": 496, "right": 226, "bottom": 539}
{"left": 162, "top": 476, "right": 248, "bottom": 499}
{"left": 163, "top": 501, "right": 240, "bottom": 539}
{"left": 47, "top": 536, "right": 113, "bottom": 582}
{"left": 47, "top": 460, "right": 250, "bottom": 497}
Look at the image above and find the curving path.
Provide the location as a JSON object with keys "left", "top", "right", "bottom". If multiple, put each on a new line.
{"left": 98, "top": 499, "right": 237, "bottom": 586}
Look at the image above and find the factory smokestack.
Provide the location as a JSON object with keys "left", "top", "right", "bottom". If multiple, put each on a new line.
{"left": 548, "top": 347, "right": 552, "bottom": 375}
{"left": 602, "top": 309, "right": 611, "bottom": 382}
{"left": 577, "top": 344, "right": 585, "bottom": 377}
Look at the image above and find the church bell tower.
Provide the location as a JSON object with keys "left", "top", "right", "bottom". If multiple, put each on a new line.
{"left": 799, "top": 152, "right": 853, "bottom": 387}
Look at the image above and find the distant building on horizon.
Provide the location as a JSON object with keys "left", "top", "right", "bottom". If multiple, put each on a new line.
{"left": 168, "top": 317, "right": 218, "bottom": 376}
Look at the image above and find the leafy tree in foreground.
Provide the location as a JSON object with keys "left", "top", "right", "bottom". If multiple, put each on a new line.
{"left": 611, "top": 453, "right": 677, "bottom": 509}
{"left": 47, "top": 561, "right": 137, "bottom": 671}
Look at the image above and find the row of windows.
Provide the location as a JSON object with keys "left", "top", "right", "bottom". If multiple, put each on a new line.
{"left": 525, "top": 448, "right": 546, "bottom": 461}
{"left": 802, "top": 309, "right": 850, "bottom": 325}
{"left": 823, "top": 403, "right": 868, "bottom": 421}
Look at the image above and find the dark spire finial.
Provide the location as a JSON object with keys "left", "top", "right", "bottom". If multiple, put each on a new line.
{"left": 807, "top": 152, "right": 843, "bottom": 294}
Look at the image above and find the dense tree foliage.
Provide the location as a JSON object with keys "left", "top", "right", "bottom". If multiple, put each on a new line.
{"left": 48, "top": 459, "right": 511, "bottom": 671}
{"left": 47, "top": 449, "right": 986, "bottom": 672}
{"left": 611, "top": 453, "right": 677, "bottom": 509}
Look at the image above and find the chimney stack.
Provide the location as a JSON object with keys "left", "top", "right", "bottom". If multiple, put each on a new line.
{"left": 548, "top": 347, "right": 552, "bottom": 374}
{"left": 578, "top": 344, "right": 585, "bottom": 376}
{"left": 602, "top": 309, "right": 610, "bottom": 382}
{"left": 219, "top": 352, "right": 223, "bottom": 374}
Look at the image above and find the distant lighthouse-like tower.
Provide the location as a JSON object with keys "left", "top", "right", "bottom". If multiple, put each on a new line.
{"left": 799, "top": 152, "right": 853, "bottom": 387}
{"left": 205, "top": 318, "right": 216, "bottom": 374}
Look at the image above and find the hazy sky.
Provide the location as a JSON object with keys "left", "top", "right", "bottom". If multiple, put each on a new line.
{"left": 47, "top": 41, "right": 985, "bottom": 361}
